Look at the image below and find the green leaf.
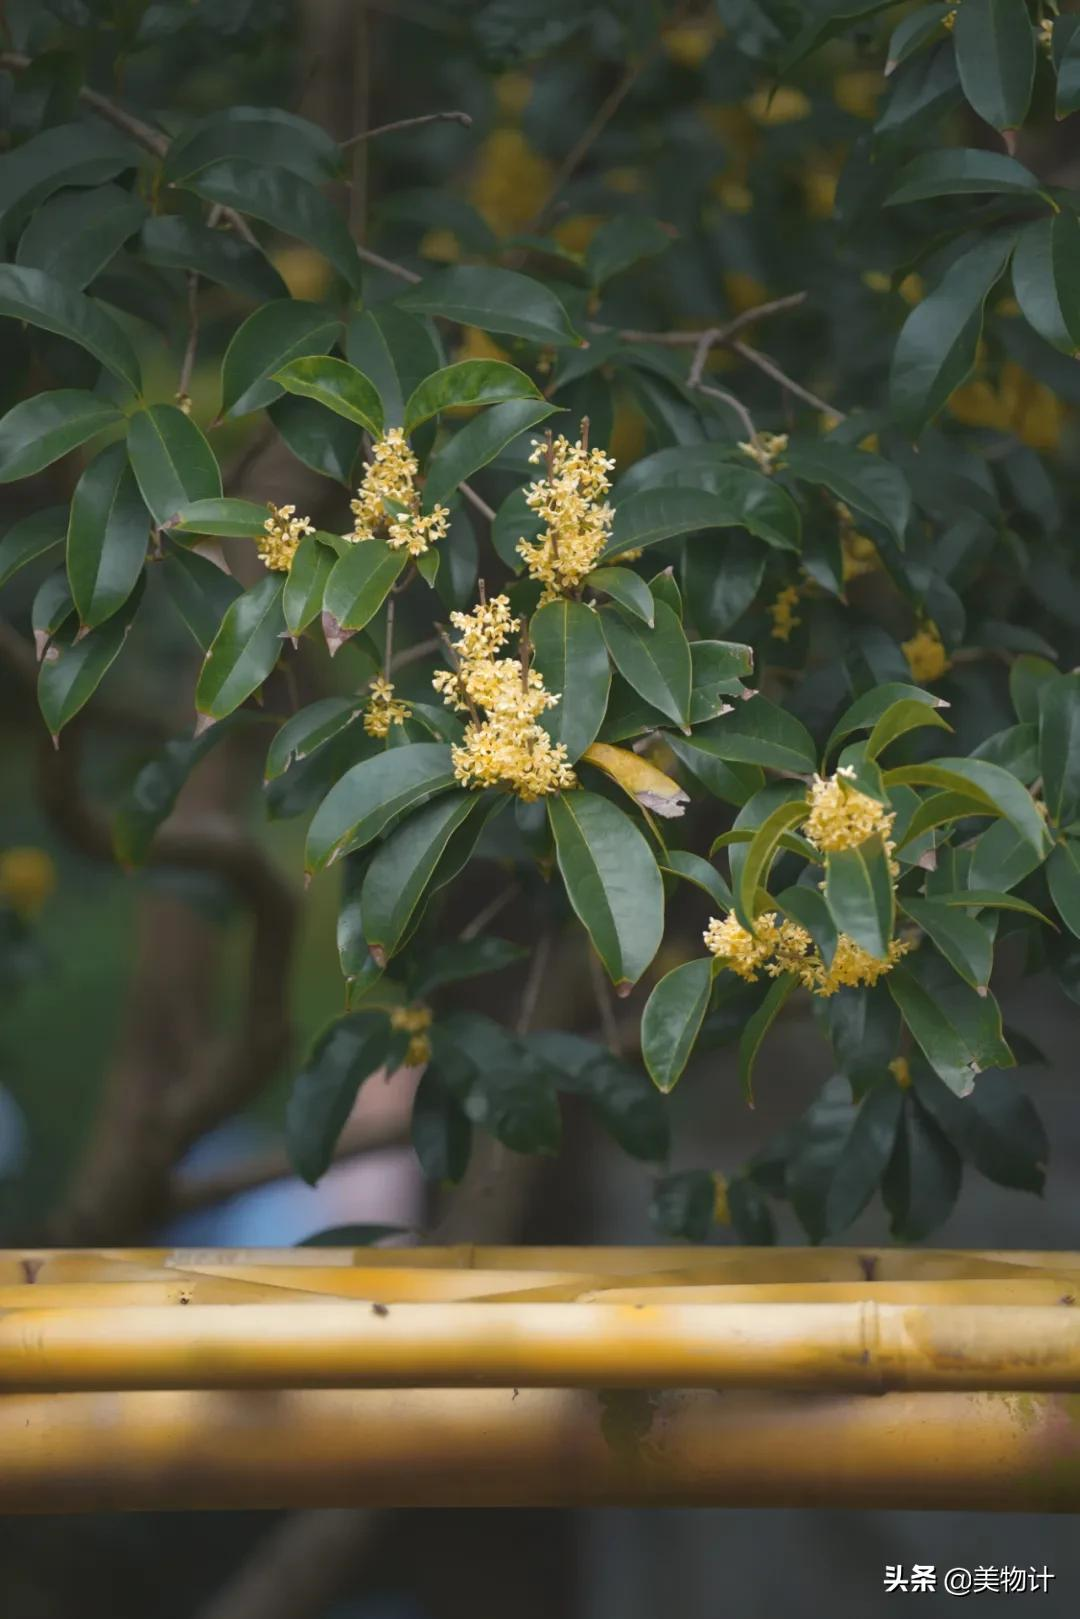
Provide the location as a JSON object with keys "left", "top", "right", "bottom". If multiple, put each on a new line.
{"left": 265, "top": 697, "right": 363, "bottom": 781}
{"left": 323, "top": 539, "right": 407, "bottom": 631}
{"left": 888, "top": 953, "right": 1013, "bottom": 1095}
{"left": 1038, "top": 672, "right": 1080, "bottom": 826}
{"left": 1010, "top": 653, "right": 1058, "bottom": 725}
{"left": 269, "top": 394, "right": 361, "bottom": 485}
{"left": 16, "top": 183, "right": 146, "bottom": 290}
{"left": 689, "top": 640, "right": 752, "bottom": 722}
{"left": 825, "top": 1082, "right": 904, "bottom": 1235}
{"left": 968, "top": 816, "right": 1045, "bottom": 893}
{"left": 781, "top": 441, "right": 912, "bottom": 544}
{"left": 305, "top": 743, "right": 455, "bottom": 872}
{"left": 422, "top": 398, "right": 559, "bottom": 511}
{"left": 161, "top": 542, "right": 242, "bottom": 651}
{"left": 886, "top": 5, "right": 953, "bottom": 72}
{"left": 547, "top": 789, "right": 664, "bottom": 989}
{"left": 0, "top": 391, "right": 121, "bottom": 483}
{"left": 885, "top": 756, "right": 1049, "bottom": 855}
{"left": 530, "top": 599, "right": 610, "bottom": 762}
{"left": 883, "top": 1092, "right": 962, "bottom": 1242}
{"left": 185, "top": 160, "right": 363, "bottom": 290}
{"left": 954, "top": 0, "right": 1035, "bottom": 132}
{"left": 890, "top": 234, "right": 1015, "bottom": 435}
{"left": 776, "top": 883, "right": 839, "bottom": 968}
{"left": 127, "top": 405, "right": 221, "bottom": 526}
{"left": 283, "top": 533, "right": 336, "bottom": 636}
{"left": 272, "top": 355, "right": 383, "bottom": 436}
{"left": 402, "top": 359, "right": 541, "bottom": 433}
{"left": 0, "top": 122, "right": 137, "bottom": 220}
{"left": 361, "top": 792, "right": 481, "bottom": 960}
{"left": 0, "top": 264, "right": 141, "bottom": 394}
{"left": 739, "top": 973, "right": 797, "bottom": 1105}
{"left": 221, "top": 301, "right": 340, "bottom": 418}
{"left": 585, "top": 566, "right": 654, "bottom": 625}
{"left": 650, "top": 1169, "right": 716, "bottom": 1241}
{"left": 195, "top": 573, "right": 285, "bottom": 720}
{"left": 66, "top": 443, "right": 148, "bottom": 628}
{"left": 604, "top": 479, "right": 800, "bottom": 561}
{"left": 886, "top": 148, "right": 1041, "bottom": 204}
{"left": 900, "top": 896, "right": 993, "bottom": 991}
{"left": 737, "top": 800, "right": 811, "bottom": 930}
{"left": 641, "top": 957, "right": 713, "bottom": 1093}
{"left": 584, "top": 214, "right": 671, "bottom": 286}
{"left": 659, "top": 849, "right": 734, "bottom": 912}
{"left": 38, "top": 577, "right": 142, "bottom": 737}
{"left": 0, "top": 506, "right": 65, "bottom": 587}
{"left": 913, "top": 1066, "right": 1045, "bottom": 1191}
{"left": 933, "top": 888, "right": 1053, "bottom": 925}
{"left": 1048, "top": 840, "right": 1080, "bottom": 939}
{"left": 824, "top": 835, "right": 895, "bottom": 960}
{"left": 825, "top": 682, "right": 945, "bottom": 759}
{"left": 412, "top": 1068, "right": 472, "bottom": 1184}
{"left": 599, "top": 601, "right": 691, "bottom": 730}
{"left": 286, "top": 1013, "right": 390, "bottom": 1185}
{"left": 1012, "top": 216, "right": 1080, "bottom": 355}
{"left": 1057, "top": 17, "right": 1080, "bottom": 116}
{"left": 165, "top": 106, "right": 341, "bottom": 185}
{"left": 463, "top": 1060, "right": 561, "bottom": 1156}
{"left": 114, "top": 722, "right": 234, "bottom": 866}
{"left": 346, "top": 304, "right": 443, "bottom": 429}
{"left": 139, "top": 216, "right": 288, "bottom": 302}
{"left": 170, "top": 498, "right": 270, "bottom": 540}
{"left": 780, "top": 0, "right": 898, "bottom": 73}
{"left": 411, "top": 936, "right": 528, "bottom": 999}
{"left": 686, "top": 696, "right": 817, "bottom": 775}
{"left": 398, "top": 265, "right": 580, "bottom": 346}
{"left": 865, "top": 697, "right": 953, "bottom": 759}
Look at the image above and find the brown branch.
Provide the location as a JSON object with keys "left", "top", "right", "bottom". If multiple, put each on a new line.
{"left": 177, "top": 270, "right": 200, "bottom": 405}
{"left": 612, "top": 292, "right": 808, "bottom": 350}
{"left": 695, "top": 383, "right": 757, "bottom": 442}
{"left": 389, "top": 633, "right": 440, "bottom": 672}
{"left": 342, "top": 108, "right": 472, "bottom": 147}
{"left": 194, "top": 1509, "right": 380, "bottom": 1619}
{"left": 730, "top": 339, "right": 846, "bottom": 420}
{"left": 587, "top": 948, "right": 622, "bottom": 1056}
{"left": 459, "top": 882, "right": 520, "bottom": 942}
{"left": 516, "top": 928, "right": 554, "bottom": 1035}
{"left": 459, "top": 480, "right": 496, "bottom": 523}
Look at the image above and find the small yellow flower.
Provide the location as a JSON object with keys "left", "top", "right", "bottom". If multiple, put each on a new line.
{"left": 805, "top": 770, "right": 895, "bottom": 854}
{"left": 704, "top": 908, "right": 910, "bottom": 996}
{"left": 433, "top": 595, "right": 577, "bottom": 800}
{"left": 768, "top": 583, "right": 802, "bottom": 642}
{"left": 0, "top": 846, "right": 56, "bottom": 918}
{"left": 390, "top": 1003, "right": 433, "bottom": 1067}
{"left": 889, "top": 1056, "right": 912, "bottom": 1090}
{"left": 517, "top": 433, "right": 616, "bottom": 601}
{"left": 348, "top": 428, "right": 449, "bottom": 557}
{"left": 363, "top": 676, "right": 412, "bottom": 739}
{"left": 1039, "top": 17, "right": 1054, "bottom": 54}
{"left": 902, "top": 622, "right": 951, "bottom": 685}
{"left": 703, "top": 912, "right": 785, "bottom": 981}
{"left": 258, "top": 503, "right": 313, "bottom": 572}
{"left": 738, "top": 432, "right": 788, "bottom": 474}
{"left": 469, "top": 127, "right": 552, "bottom": 235}
{"left": 833, "top": 69, "right": 882, "bottom": 120}
{"left": 723, "top": 270, "right": 768, "bottom": 314}
{"left": 746, "top": 86, "right": 811, "bottom": 125}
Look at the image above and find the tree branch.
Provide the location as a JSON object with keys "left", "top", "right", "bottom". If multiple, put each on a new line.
{"left": 342, "top": 108, "right": 472, "bottom": 147}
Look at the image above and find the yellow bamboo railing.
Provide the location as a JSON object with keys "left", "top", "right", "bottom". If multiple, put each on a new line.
{"left": 3, "top": 1247, "right": 1080, "bottom": 1512}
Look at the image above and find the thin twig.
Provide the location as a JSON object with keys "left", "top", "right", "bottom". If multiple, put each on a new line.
{"left": 342, "top": 108, "right": 472, "bottom": 147}
{"left": 611, "top": 292, "right": 808, "bottom": 350}
{"left": 731, "top": 339, "right": 846, "bottom": 420}
{"left": 516, "top": 928, "right": 554, "bottom": 1035}
{"left": 588, "top": 948, "right": 622, "bottom": 1056}
{"left": 459, "top": 480, "right": 496, "bottom": 522}
{"left": 460, "top": 882, "right": 521, "bottom": 942}
{"left": 696, "top": 382, "right": 757, "bottom": 441}
{"left": 355, "top": 242, "right": 422, "bottom": 283}
{"left": 383, "top": 593, "right": 395, "bottom": 680}
{"left": 177, "top": 271, "right": 200, "bottom": 404}
{"left": 390, "top": 634, "right": 440, "bottom": 673}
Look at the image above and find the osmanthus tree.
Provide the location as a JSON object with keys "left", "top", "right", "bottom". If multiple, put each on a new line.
{"left": 1, "top": 0, "right": 1079, "bottom": 1244}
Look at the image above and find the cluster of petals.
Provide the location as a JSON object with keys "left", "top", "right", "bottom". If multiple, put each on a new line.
{"left": 348, "top": 428, "right": 449, "bottom": 557}
{"left": 703, "top": 911, "right": 910, "bottom": 996}
{"left": 363, "top": 676, "right": 412, "bottom": 738}
{"left": 517, "top": 434, "right": 615, "bottom": 600}
{"left": 258, "top": 503, "right": 313, "bottom": 572}
{"left": 803, "top": 768, "right": 895, "bottom": 853}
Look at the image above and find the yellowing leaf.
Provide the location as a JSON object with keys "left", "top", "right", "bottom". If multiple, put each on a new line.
{"left": 582, "top": 742, "right": 689, "bottom": 818}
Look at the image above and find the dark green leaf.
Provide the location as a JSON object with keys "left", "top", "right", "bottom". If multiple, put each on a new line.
{"left": 1012, "top": 216, "right": 1080, "bottom": 355}
{"left": 1048, "top": 840, "right": 1080, "bottom": 939}
{"left": 286, "top": 1013, "right": 390, "bottom": 1184}
{"left": 139, "top": 215, "right": 288, "bottom": 302}
{"left": 165, "top": 106, "right": 341, "bottom": 184}
{"left": 346, "top": 304, "right": 443, "bottom": 429}
{"left": 782, "top": 441, "right": 912, "bottom": 544}
{"left": 1038, "top": 672, "right": 1080, "bottom": 827}
{"left": 737, "top": 800, "right": 811, "bottom": 930}
{"left": 687, "top": 696, "right": 817, "bottom": 775}
{"left": 412, "top": 1067, "right": 472, "bottom": 1183}
{"left": 0, "top": 122, "right": 137, "bottom": 220}
{"left": 1057, "top": 17, "right": 1080, "bottom": 116}
{"left": 0, "top": 390, "right": 121, "bottom": 483}
{"left": 584, "top": 214, "right": 671, "bottom": 285}
{"left": 585, "top": 566, "right": 654, "bottom": 624}
{"left": 824, "top": 835, "right": 895, "bottom": 960}
{"left": 641, "top": 957, "right": 713, "bottom": 1093}
{"left": 402, "top": 359, "right": 541, "bottom": 433}
{"left": 913, "top": 1065, "right": 1046, "bottom": 1191}
{"left": 547, "top": 789, "right": 664, "bottom": 989}
{"left": 221, "top": 301, "right": 341, "bottom": 418}
{"left": 0, "top": 506, "right": 65, "bottom": 587}
{"left": 171, "top": 498, "right": 269, "bottom": 540}
{"left": 953, "top": 0, "right": 1035, "bottom": 132}
{"left": 16, "top": 183, "right": 146, "bottom": 290}
{"left": 362, "top": 791, "right": 481, "bottom": 959}
{"left": 398, "top": 265, "right": 580, "bottom": 346}
{"left": 66, "top": 442, "right": 148, "bottom": 627}
{"left": 422, "top": 398, "right": 558, "bottom": 511}
{"left": 323, "top": 539, "right": 407, "bottom": 631}
{"left": 739, "top": 972, "right": 797, "bottom": 1105}
{"left": 660, "top": 849, "right": 734, "bottom": 912}
{"left": 884, "top": 757, "right": 1049, "bottom": 854}
{"left": 160, "top": 542, "right": 242, "bottom": 651}
{"left": 411, "top": 936, "right": 528, "bottom": 999}
{"left": 265, "top": 697, "right": 363, "bottom": 781}
{"left": 530, "top": 598, "right": 610, "bottom": 762}
{"left": 825, "top": 1082, "right": 904, "bottom": 1235}
{"left": 269, "top": 393, "right": 361, "bottom": 484}
{"left": 114, "top": 721, "right": 233, "bottom": 866}
{"left": 195, "top": 572, "right": 285, "bottom": 720}
{"left": 886, "top": 148, "right": 1041, "bottom": 203}
{"left": 38, "top": 576, "right": 142, "bottom": 736}
{"left": 283, "top": 533, "right": 336, "bottom": 636}
{"left": 306, "top": 743, "right": 455, "bottom": 872}
{"left": 883, "top": 1092, "right": 962, "bottom": 1241}
{"left": 0, "top": 264, "right": 141, "bottom": 394}
{"left": 1010, "top": 653, "right": 1058, "bottom": 725}
{"left": 900, "top": 895, "right": 993, "bottom": 990}
{"left": 889, "top": 953, "right": 1013, "bottom": 1095}
{"left": 604, "top": 479, "right": 800, "bottom": 561}
{"left": 650, "top": 1170, "right": 716, "bottom": 1242}
{"left": 185, "top": 160, "right": 363, "bottom": 290}
{"left": 272, "top": 355, "right": 383, "bottom": 436}
{"left": 127, "top": 405, "right": 221, "bottom": 526}
{"left": 825, "top": 682, "right": 945, "bottom": 759}
{"left": 599, "top": 601, "right": 691, "bottom": 729}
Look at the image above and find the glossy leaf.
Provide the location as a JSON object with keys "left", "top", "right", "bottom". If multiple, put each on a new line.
{"left": 585, "top": 566, "right": 654, "bottom": 624}
{"left": 0, "top": 506, "right": 65, "bottom": 587}
{"left": 272, "top": 355, "right": 383, "bottom": 436}
{"left": 323, "top": 539, "right": 406, "bottom": 631}
{"left": 195, "top": 572, "right": 285, "bottom": 720}
{"left": 165, "top": 106, "right": 341, "bottom": 184}
{"left": 685, "top": 696, "right": 817, "bottom": 775}
{"left": 16, "top": 183, "right": 146, "bottom": 290}
{"left": 0, "top": 264, "right": 141, "bottom": 394}
{"left": 139, "top": 216, "right": 288, "bottom": 302}
{"left": 865, "top": 697, "right": 952, "bottom": 759}
{"left": 412, "top": 1068, "right": 472, "bottom": 1184}
{"left": 402, "top": 359, "right": 542, "bottom": 433}
{"left": 599, "top": 601, "right": 692, "bottom": 730}
{"left": 824, "top": 835, "right": 895, "bottom": 960}
{"left": 0, "top": 121, "right": 137, "bottom": 219}
{"left": 641, "top": 957, "right": 713, "bottom": 1092}
{"left": 584, "top": 214, "right": 672, "bottom": 286}
{"left": 884, "top": 757, "right": 1049, "bottom": 854}
{"left": 781, "top": 441, "right": 912, "bottom": 543}
{"left": 547, "top": 790, "right": 664, "bottom": 989}
{"left": 38, "top": 578, "right": 142, "bottom": 737}
{"left": 603, "top": 479, "right": 800, "bottom": 560}
{"left": 171, "top": 498, "right": 270, "bottom": 540}
{"left": 306, "top": 743, "right": 456, "bottom": 872}
{"left": 737, "top": 800, "right": 811, "bottom": 931}
{"left": 889, "top": 954, "right": 1013, "bottom": 1095}
{"left": 221, "top": 301, "right": 341, "bottom": 417}
{"left": 1048, "top": 840, "right": 1080, "bottom": 940}
{"left": 825, "top": 1082, "right": 904, "bottom": 1235}
{"left": 66, "top": 442, "right": 148, "bottom": 627}
{"left": 900, "top": 895, "right": 993, "bottom": 991}
{"left": 1012, "top": 216, "right": 1080, "bottom": 355}
{"left": 185, "top": 160, "right": 363, "bottom": 289}
{"left": 739, "top": 973, "right": 797, "bottom": 1105}
{"left": 953, "top": 0, "right": 1035, "bottom": 132}
{"left": 659, "top": 849, "right": 734, "bottom": 912}
{"left": 127, "top": 405, "right": 221, "bottom": 526}
{"left": 346, "top": 304, "right": 443, "bottom": 429}
{"left": 1038, "top": 673, "right": 1080, "bottom": 827}
{"left": 114, "top": 722, "right": 234, "bottom": 866}
{"left": 886, "top": 148, "right": 1041, "bottom": 204}
{"left": 161, "top": 543, "right": 242, "bottom": 651}
{"left": 826, "top": 682, "right": 945, "bottom": 758}
{"left": 361, "top": 792, "right": 481, "bottom": 959}
{"left": 265, "top": 697, "right": 363, "bottom": 781}
{"left": 286, "top": 1014, "right": 390, "bottom": 1185}
{"left": 398, "top": 265, "right": 580, "bottom": 346}
{"left": 422, "top": 398, "right": 558, "bottom": 511}
{"left": 530, "top": 599, "right": 610, "bottom": 762}
{"left": 0, "top": 391, "right": 121, "bottom": 483}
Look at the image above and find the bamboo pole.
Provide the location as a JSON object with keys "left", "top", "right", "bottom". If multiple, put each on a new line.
{"left": 3, "top": 1386, "right": 1079, "bottom": 1513}
{"left": 6, "top": 1300, "right": 1080, "bottom": 1393}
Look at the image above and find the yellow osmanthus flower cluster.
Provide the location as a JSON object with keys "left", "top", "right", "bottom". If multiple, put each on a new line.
{"left": 804, "top": 768, "right": 895, "bottom": 854}
{"left": 902, "top": 621, "right": 951, "bottom": 685}
{"left": 390, "top": 1004, "right": 433, "bottom": 1068}
{"left": 768, "top": 583, "right": 802, "bottom": 642}
{"left": 363, "top": 677, "right": 412, "bottom": 739}
{"left": 835, "top": 501, "right": 881, "bottom": 582}
{"left": 703, "top": 910, "right": 910, "bottom": 997}
{"left": 348, "top": 428, "right": 449, "bottom": 557}
{"left": 517, "top": 434, "right": 616, "bottom": 601}
{"left": 259, "top": 503, "right": 313, "bottom": 572}
{"left": 889, "top": 1056, "right": 913, "bottom": 1090}
{"left": 0, "top": 845, "right": 56, "bottom": 919}
{"left": 738, "top": 432, "right": 788, "bottom": 474}
{"left": 432, "top": 595, "right": 576, "bottom": 800}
